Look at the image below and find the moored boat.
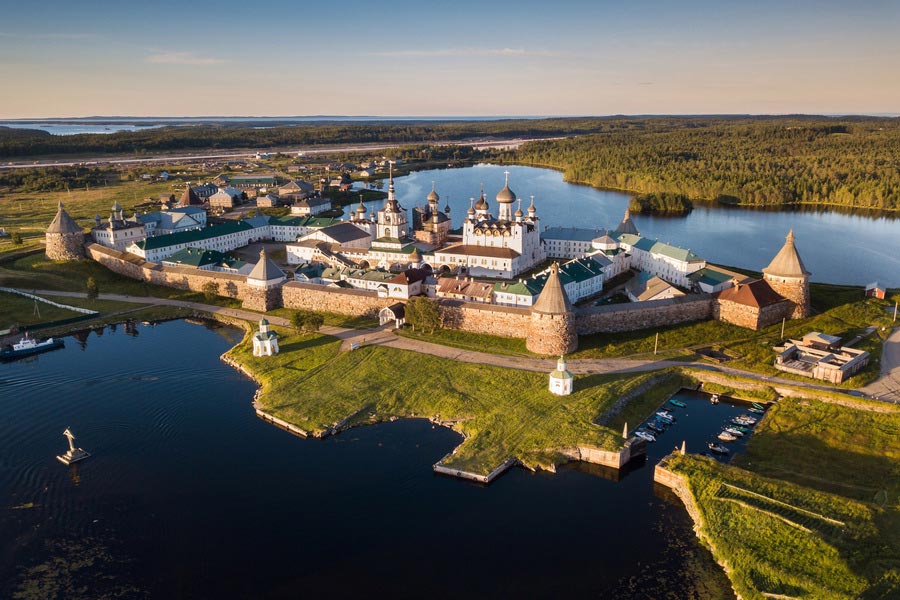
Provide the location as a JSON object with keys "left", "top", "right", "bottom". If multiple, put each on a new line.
{"left": 707, "top": 442, "right": 730, "bottom": 455}
{"left": 724, "top": 427, "right": 744, "bottom": 437}
{"left": 634, "top": 430, "right": 656, "bottom": 443}
{"left": 668, "top": 399, "right": 687, "bottom": 408}
{"left": 0, "top": 334, "right": 64, "bottom": 361}
{"left": 748, "top": 407, "right": 765, "bottom": 414}
{"left": 718, "top": 431, "right": 738, "bottom": 442}
{"left": 647, "top": 422, "right": 665, "bottom": 434}
{"left": 656, "top": 410, "right": 675, "bottom": 421}
{"left": 752, "top": 402, "right": 766, "bottom": 410}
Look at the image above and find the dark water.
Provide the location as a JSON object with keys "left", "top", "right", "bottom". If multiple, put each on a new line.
{"left": 636, "top": 389, "right": 765, "bottom": 464}
{"left": 345, "top": 164, "right": 900, "bottom": 286}
{"left": 0, "top": 320, "right": 734, "bottom": 599}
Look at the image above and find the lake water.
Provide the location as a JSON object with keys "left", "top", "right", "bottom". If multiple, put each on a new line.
{"left": 344, "top": 164, "right": 900, "bottom": 287}
{"left": 0, "top": 320, "right": 736, "bottom": 599}
{"left": 0, "top": 123, "right": 163, "bottom": 136}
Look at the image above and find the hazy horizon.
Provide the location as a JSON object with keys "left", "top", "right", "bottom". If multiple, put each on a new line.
{"left": 2, "top": 0, "right": 898, "bottom": 119}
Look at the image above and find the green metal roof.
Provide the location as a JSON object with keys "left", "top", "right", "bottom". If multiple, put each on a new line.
{"left": 136, "top": 221, "right": 253, "bottom": 250}
{"left": 161, "top": 247, "right": 228, "bottom": 267}
{"left": 689, "top": 267, "right": 735, "bottom": 286}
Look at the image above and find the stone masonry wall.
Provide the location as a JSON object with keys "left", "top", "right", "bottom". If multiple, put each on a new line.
{"left": 712, "top": 297, "right": 792, "bottom": 330}
{"left": 764, "top": 274, "right": 810, "bottom": 319}
{"left": 527, "top": 312, "right": 578, "bottom": 355}
{"left": 46, "top": 232, "right": 85, "bottom": 261}
{"left": 575, "top": 295, "right": 713, "bottom": 335}
{"left": 282, "top": 281, "right": 386, "bottom": 316}
{"left": 86, "top": 244, "right": 249, "bottom": 299}
{"left": 439, "top": 300, "right": 531, "bottom": 338}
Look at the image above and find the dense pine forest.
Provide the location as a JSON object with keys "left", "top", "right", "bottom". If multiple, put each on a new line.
{"left": 516, "top": 117, "right": 900, "bottom": 210}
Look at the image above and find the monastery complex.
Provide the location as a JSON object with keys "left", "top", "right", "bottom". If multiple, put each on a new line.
{"left": 45, "top": 167, "right": 812, "bottom": 355}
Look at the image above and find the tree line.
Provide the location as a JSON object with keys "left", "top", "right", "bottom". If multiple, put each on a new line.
{"left": 516, "top": 117, "right": 900, "bottom": 210}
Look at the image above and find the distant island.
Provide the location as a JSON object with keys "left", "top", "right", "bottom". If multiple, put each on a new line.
{"left": 628, "top": 192, "right": 693, "bottom": 215}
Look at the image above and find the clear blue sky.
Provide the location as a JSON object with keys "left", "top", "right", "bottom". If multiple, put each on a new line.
{"left": 2, "top": 0, "right": 898, "bottom": 118}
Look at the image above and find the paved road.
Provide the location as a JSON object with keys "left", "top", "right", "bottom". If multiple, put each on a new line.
{"left": 0, "top": 137, "right": 560, "bottom": 170}
{"left": 23, "top": 289, "right": 900, "bottom": 402}
{"left": 860, "top": 327, "right": 900, "bottom": 402}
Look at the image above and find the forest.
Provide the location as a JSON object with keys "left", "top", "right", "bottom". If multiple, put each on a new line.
{"left": 516, "top": 117, "right": 900, "bottom": 210}
{"left": 628, "top": 192, "right": 692, "bottom": 214}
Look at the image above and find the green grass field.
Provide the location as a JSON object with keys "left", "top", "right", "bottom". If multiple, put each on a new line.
{"left": 661, "top": 393, "right": 900, "bottom": 599}
{"left": 226, "top": 328, "right": 685, "bottom": 475}
{"left": 0, "top": 291, "right": 141, "bottom": 330}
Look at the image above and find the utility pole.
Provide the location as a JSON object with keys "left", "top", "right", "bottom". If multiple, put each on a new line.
{"left": 894, "top": 301, "right": 898, "bottom": 323}
{"left": 654, "top": 332, "right": 659, "bottom": 355}
{"left": 781, "top": 317, "right": 786, "bottom": 340}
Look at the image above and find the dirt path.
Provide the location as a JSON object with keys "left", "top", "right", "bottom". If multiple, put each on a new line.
{"left": 24, "top": 288, "right": 897, "bottom": 400}
{"left": 860, "top": 327, "right": 900, "bottom": 402}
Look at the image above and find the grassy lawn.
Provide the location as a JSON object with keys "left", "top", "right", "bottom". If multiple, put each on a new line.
{"left": 734, "top": 396, "right": 900, "bottom": 507}
{"left": 0, "top": 291, "right": 139, "bottom": 330}
{"left": 226, "top": 329, "right": 684, "bottom": 475}
{"left": 660, "top": 393, "right": 900, "bottom": 599}
{"left": 265, "top": 307, "right": 379, "bottom": 329}
{"left": 0, "top": 253, "right": 243, "bottom": 309}
{"left": 664, "top": 453, "right": 892, "bottom": 600}
{"left": 574, "top": 318, "right": 748, "bottom": 359}
{"left": 396, "top": 327, "right": 533, "bottom": 356}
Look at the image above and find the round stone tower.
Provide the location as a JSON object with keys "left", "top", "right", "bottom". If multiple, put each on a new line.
{"left": 762, "top": 229, "right": 810, "bottom": 319}
{"left": 45, "top": 202, "right": 85, "bottom": 261}
{"left": 526, "top": 263, "right": 578, "bottom": 355}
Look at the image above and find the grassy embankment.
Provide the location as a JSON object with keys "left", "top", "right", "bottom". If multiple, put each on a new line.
{"left": 660, "top": 394, "right": 900, "bottom": 599}
{"left": 226, "top": 327, "right": 686, "bottom": 475}
{"left": 394, "top": 281, "right": 896, "bottom": 387}
{"left": 0, "top": 291, "right": 138, "bottom": 331}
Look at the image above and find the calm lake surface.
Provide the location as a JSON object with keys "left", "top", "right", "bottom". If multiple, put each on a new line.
{"left": 0, "top": 320, "right": 737, "bottom": 599}
{"left": 345, "top": 164, "right": 900, "bottom": 287}
{"left": 0, "top": 123, "right": 163, "bottom": 136}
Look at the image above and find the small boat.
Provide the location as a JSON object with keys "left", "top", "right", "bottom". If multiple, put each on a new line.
{"left": 710, "top": 394, "right": 720, "bottom": 404}
{"left": 656, "top": 410, "right": 675, "bottom": 421}
{"left": 752, "top": 402, "right": 766, "bottom": 410}
{"left": 731, "top": 418, "right": 754, "bottom": 427}
{"left": 724, "top": 427, "right": 744, "bottom": 437}
{"left": 0, "top": 334, "right": 64, "bottom": 361}
{"left": 748, "top": 407, "right": 765, "bottom": 415}
{"left": 734, "top": 415, "right": 757, "bottom": 424}
{"left": 668, "top": 399, "right": 687, "bottom": 408}
{"left": 718, "top": 431, "right": 738, "bottom": 442}
{"left": 730, "top": 424, "right": 751, "bottom": 433}
{"left": 647, "top": 422, "right": 665, "bottom": 434}
{"left": 707, "top": 442, "right": 730, "bottom": 455}
{"left": 634, "top": 430, "right": 656, "bottom": 443}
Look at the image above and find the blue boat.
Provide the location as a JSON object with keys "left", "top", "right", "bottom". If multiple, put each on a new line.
{"left": 668, "top": 399, "right": 687, "bottom": 408}
{"left": 0, "top": 334, "right": 64, "bottom": 361}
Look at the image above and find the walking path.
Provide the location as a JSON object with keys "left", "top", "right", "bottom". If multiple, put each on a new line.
{"left": 860, "top": 327, "right": 900, "bottom": 403}
{"left": 23, "top": 289, "right": 900, "bottom": 402}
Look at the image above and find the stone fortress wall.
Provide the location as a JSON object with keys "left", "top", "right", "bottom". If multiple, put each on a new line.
{"left": 575, "top": 295, "right": 714, "bottom": 334}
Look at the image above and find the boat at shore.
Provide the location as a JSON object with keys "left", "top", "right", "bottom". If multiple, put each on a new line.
{"left": 752, "top": 402, "right": 766, "bottom": 410}
{"left": 668, "top": 399, "right": 687, "bottom": 408}
{"left": 0, "top": 334, "right": 64, "bottom": 361}
{"left": 724, "top": 427, "right": 745, "bottom": 437}
{"left": 718, "top": 431, "right": 738, "bottom": 442}
{"left": 707, "top": 442, "right": 730, "bottom": 455}
{"left": 634, "top": 430, "right": 656, "bottom": 443}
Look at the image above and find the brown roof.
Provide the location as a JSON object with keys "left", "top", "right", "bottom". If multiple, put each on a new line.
{"left": 532, "top": 263, "right": 572, "bottom": 314}
{"left": 715, "top": 278, "right": 786, "bottom": 308}
{"left": 763, "top": 230, "right": 810, "bottom": 278}
{"left": 433, "top": 244, "right": 520, "bottom": 259}
{"left": 47, "top": 202, "right": 82, "bottom": 234}
{"left": 388, "top": 268, "right": 429, "bottom": 285}
{"left": 179, "top": 186, "right": 202, "bottom": 207}
{"left": 436, "top": 277, "right": 494, "bottom": 300}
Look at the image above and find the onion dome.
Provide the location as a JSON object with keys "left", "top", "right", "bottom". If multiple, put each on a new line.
{"left": 444, "top": 202, "right": 451, "bottom": 215}
{"left": 409, "top": 247, "right": 422, "bottom": 263}
{"left": 427, "top": 181, "right": 439, "bottom": 203}
{"left": 514, "top": 206, "right": 524, "bottom": 218}
{"left": 467, "top": 199, "right": 476, "bottom": 216}
{"left": 496, "top": 170, "right": 516, "bottom": 204}
{"left": 527, "top": 196, "right": 536, "bottom": 214}
{"left": 356, "top": 198, "right": 367, "bottom": 214}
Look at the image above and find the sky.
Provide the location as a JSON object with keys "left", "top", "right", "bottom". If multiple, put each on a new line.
{"left": 1, "top": 0, "right": 898, "bottom": 118}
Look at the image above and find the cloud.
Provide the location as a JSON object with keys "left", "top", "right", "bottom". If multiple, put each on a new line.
{"left": 145, "top": 51, "right": 226, "bottom": 65}
{"left": 368, "top": 47, "right": 565, "bottom": 59}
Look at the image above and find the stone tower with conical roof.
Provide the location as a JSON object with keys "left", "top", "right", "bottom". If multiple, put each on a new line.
{"left": 526, "top": 262, "right": 578, "bottom": 355}
{"left": 45, "top": 202, "right": 85, "bottom": 261}
{"left": 762, "top": 229, "right": 810, "bottom": 319}
{"left": 243, "top": 248, "right": 286, "bottom": 312}
{"left": 616, "top": 207, "right": 639, "bottom": 236}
